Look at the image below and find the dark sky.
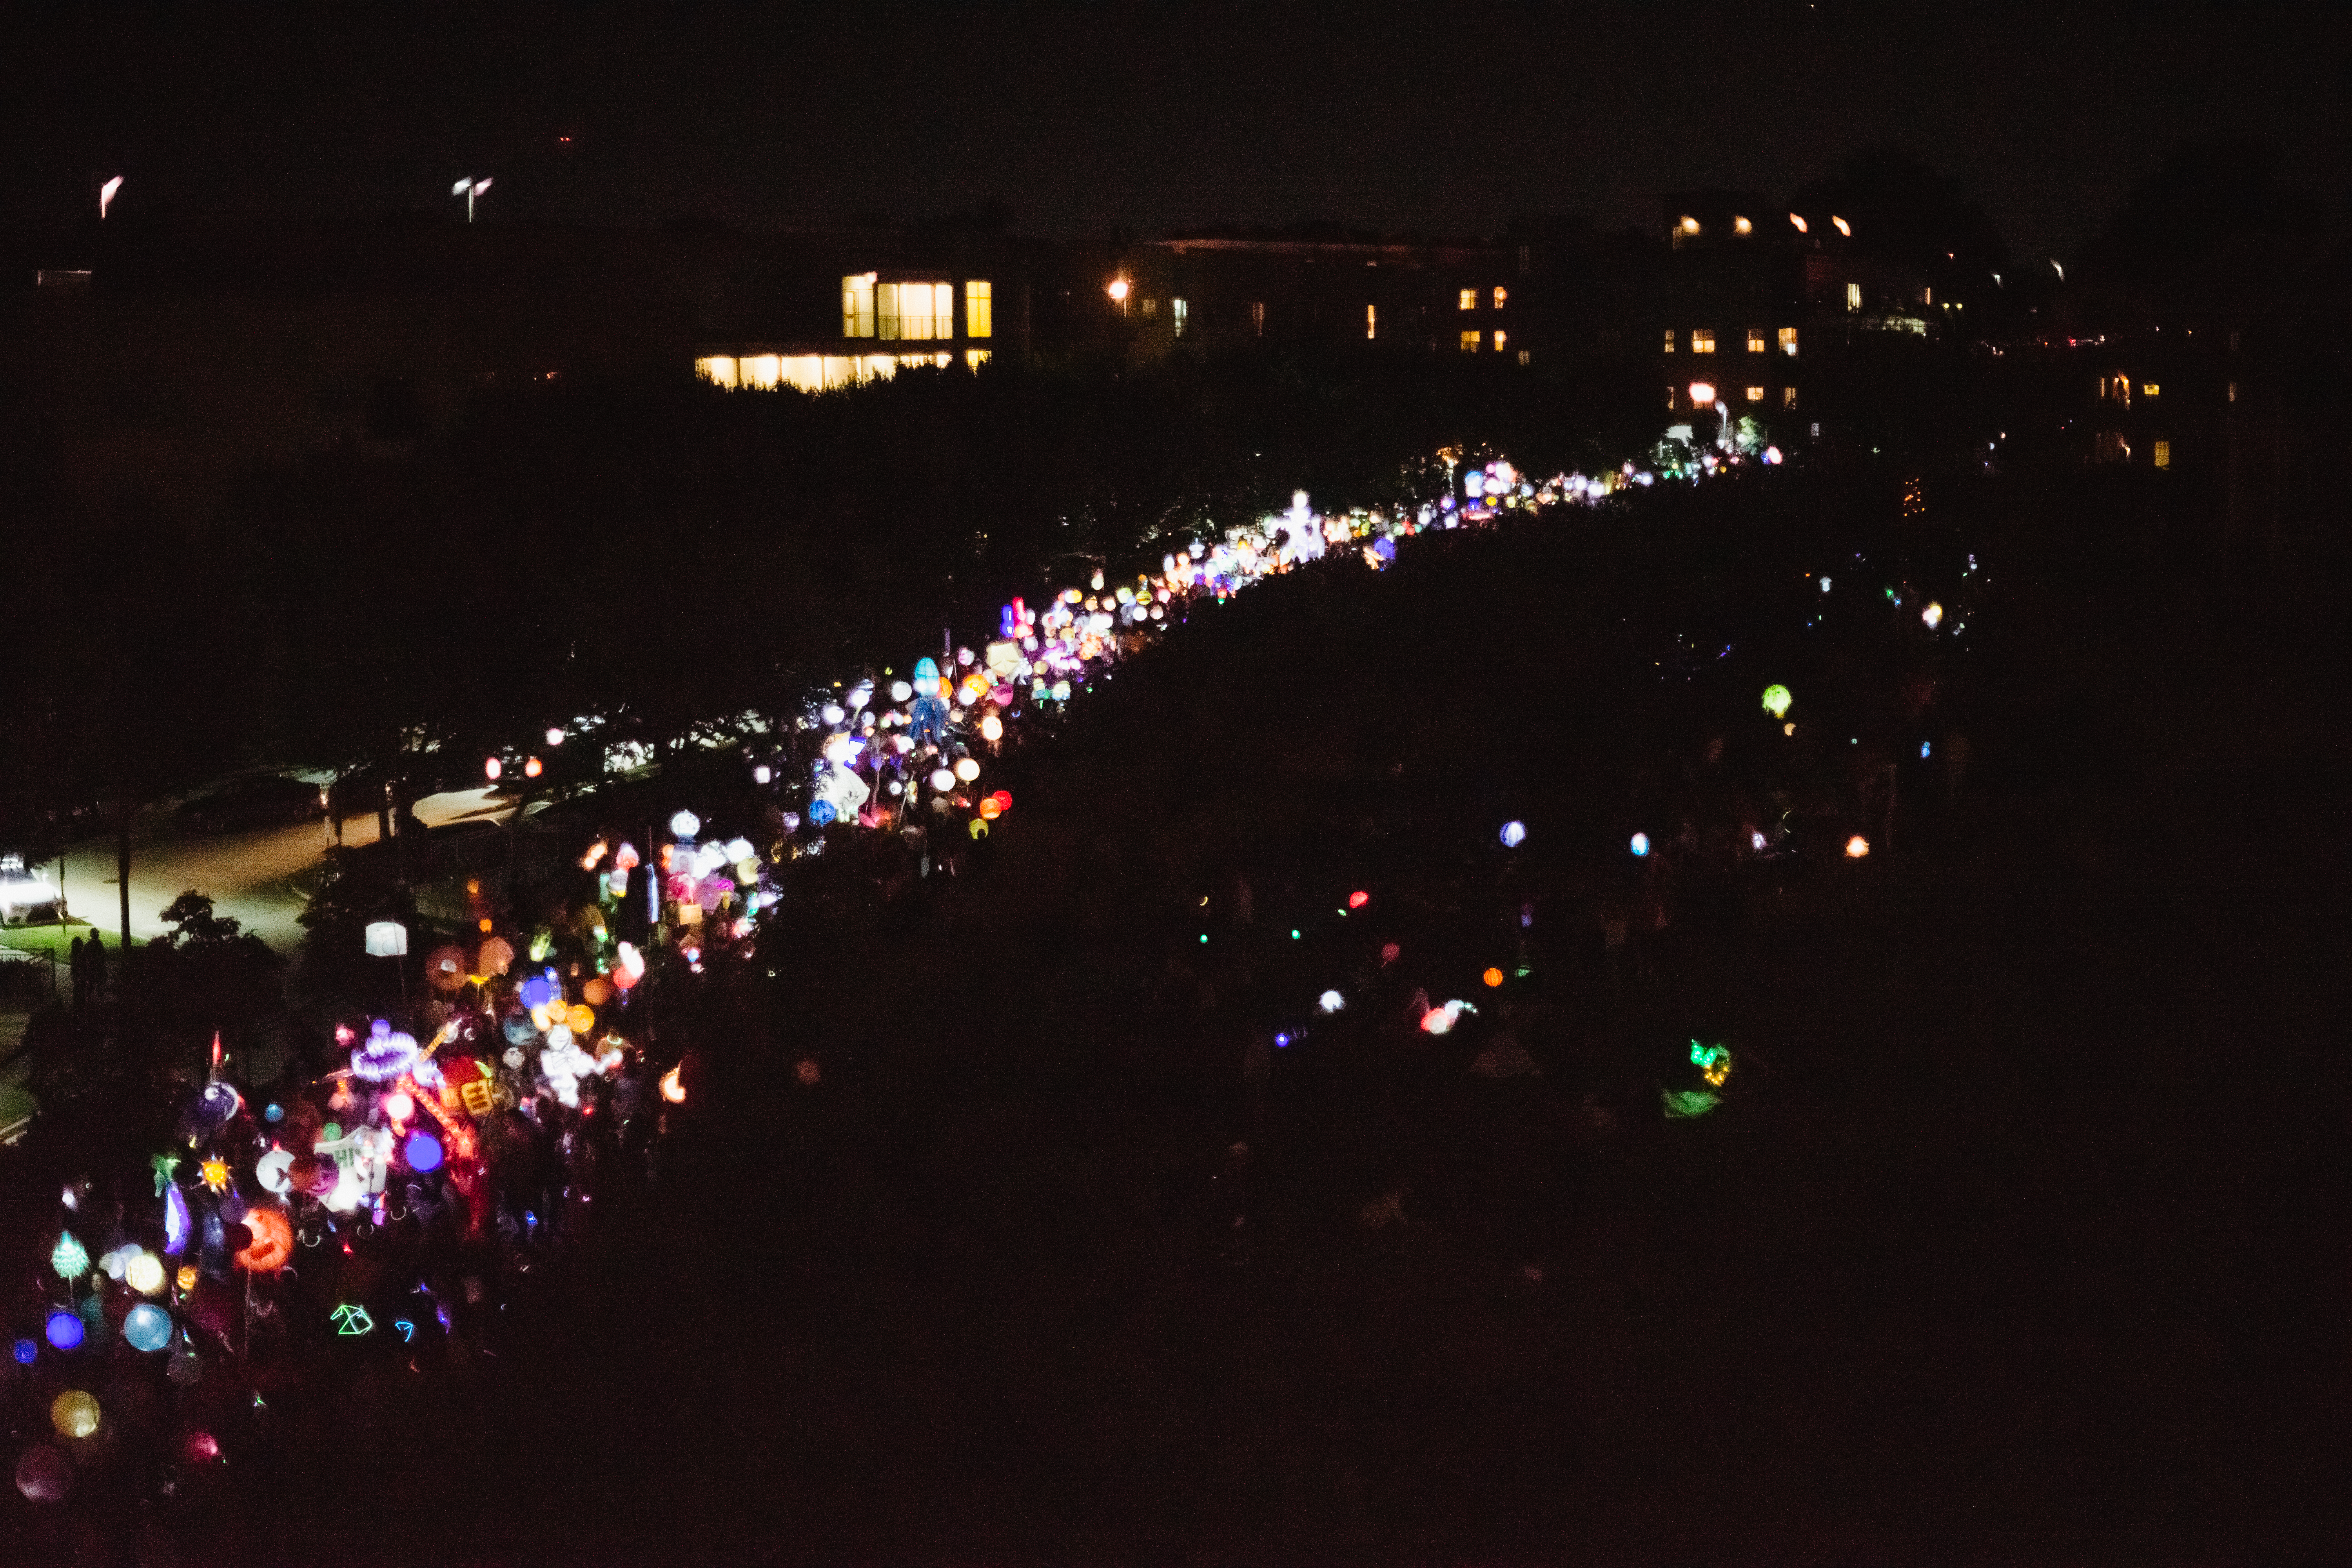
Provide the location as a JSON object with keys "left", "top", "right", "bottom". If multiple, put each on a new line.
{"left": 7, "top": 0, "right": 2344, "bottom": 261}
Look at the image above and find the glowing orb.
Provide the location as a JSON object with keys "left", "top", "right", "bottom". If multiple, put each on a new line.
{"left": 50, "top": 1391, "right": 100, "bottom": 1440}
{"left": 403, "top": 1130, "right": 445, "bottom": 1172}
{"left": 1761, "top": 683, "right": 1793, "bottom": 719}
{"left": 953, "top": 757, "right": 981, "bottom": 782}
{"left": 13, "top": 1339, "right": 34, "bottom": 1365}
{"left": 1922, "top": 601, "right": 1944, "bottom": 629}
{"left": 236, "top": 1208, "right": 294, "bottom": 1274}
{"left": 200, "top": 1158, "right": 230, "bottom": 1192}
{"left": 123, "top": 1304, "right": 172, "bottom": 1354}
{"left": 51, "top": 1232, "right": 88, "bottom": 1281}
{"left": 659, "top": 1064, "right": 686, "bottom": 1103}
{"left": 484, "top": 757, "right": 502, "bottom": 781}
{"left": 124, "top": 1252, "right": 165, "bottom": 1296}
{"left": 669, "top": 810, "right": 701, "bottom": 838}
{"left": 176, "top": 1266, "right": 198, "bottom": 1292}
{"left": 44, "top": 1312, "right": 83, "bottom": 1352}
{"left": 1845, "top": 835, "right": 1871, "bottom": 858}
{"left": 979, "top": 715, "right": 1004, "bottom": 742}
{"left": 1499, "top": 820, "right": 1526, "bottom": 848}
{"left": 1347, "top": 890, "right": 1369, "bottom": 909}
{"left": 1630, "top": 833, "right": 1650, "bottom": 858}
{"left": 929, "top": 768, "right": 956, "bottom": 792}
{"left": 1319, "top": 991, "right": 1345, "bottom": 1013}
{"left": 383, "top": 1091, "right": 414, "bottom": 1122}
{"left": 1483, "top": 967, "right": 1504, "bottom": 988}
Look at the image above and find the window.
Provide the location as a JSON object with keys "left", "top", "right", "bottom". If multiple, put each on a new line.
{"left": 1460, "top": 330, "right": 1481, "bottom": 352}
{"left": 842, "top": 274, "right": 877, "bottom": 338}
{"left": 1141, "top": 297, "right": 1157, "bottom": 317}
{"left": 2227, "top": 381, "right": 2238, "bottom": 403}
{"left": 1366, "top": 303, "right": 1377, "bottom": 340}
{"left": 1734, "top": 215, "right": 1753, "bottom": 234}
{"left": 1459, "top": 289, "right": 1477, "bottom": 310}
{"left": 1174, "top": 298, "right": 1189, "bottom": 337}
{"left": 1747, "top": 329, "right": 1767, "bottom": 354}
{"left": 1745, "top": 385, "right": 1765, "bottom": 402}
{"left": 1688, "top": 381, "right": 1716, "bottom": 405}
{"left": 2153, "top": 440, "right": 2171, "bottom": 468}
{"left": 1846, "top": 282, "right": 1861, "bottom": 312}
{"left": 1250, "top": 301, "right": 1264, "bottom": 336}
{"left": 966, "top": 349, "right": 991, "bottom": 371}
{"left": 1664, "top": 329, "right": 1676, "bottom": 354}
{"left": 965, "top": 281, "right": 993, "bottom": 338}
{"left": 1517, "top": 349, "right": 1530, "bottom": 365}
{"left": 742, "top": 354, "right": 781, "bottom": 390}
{"left": 1668, "top": 386, "right": 1679, "bottom": 410}
{"left": 1492, "top": 287, "right": 1507, "bottom": 309}
{"left": 2094, "top": 431, "right": 2130, "bottom": 463}
{"left": 1691, "top": 329, "right": 1716, "bottom": 354}
{"left": 2142, "top": 383, "right": 2159, "bottom": 396}
{"left": 1493, "top": 330, "right": 1508, "bottom": 352}
{"left": 1779, "top": 327, "right": 1798, "bottom": 357}
{"left": 697, "top": 355, "right": 739, "bottom": 388}
{"left": 1783, "top": 386, "right": 1798, "bottom": 409}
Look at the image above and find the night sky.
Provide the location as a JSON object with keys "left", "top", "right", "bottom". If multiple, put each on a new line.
{"left": 7, "top": 2, "right": 2345, "bottom": 260}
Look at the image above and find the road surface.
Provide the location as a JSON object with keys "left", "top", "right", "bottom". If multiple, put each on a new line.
{"left": 51, "top": 788, "right": 515, "bottom": 952}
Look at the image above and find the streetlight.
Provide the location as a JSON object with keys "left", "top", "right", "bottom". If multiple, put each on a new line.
{"left": 99, "top": 177, "right": 123, "bottom": 220}
{"left": 452, "top": 177, "right": 494, "bottom": 223}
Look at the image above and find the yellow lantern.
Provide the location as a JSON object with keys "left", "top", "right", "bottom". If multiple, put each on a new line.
{"left": 50, "top": 1391, "right": 101, "bottom": 1441}
{"left": 566, "top": 1003, "right": 595, "bottom": 1034}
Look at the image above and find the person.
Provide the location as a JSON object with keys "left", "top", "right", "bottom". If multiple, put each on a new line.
{"left": 68, "top": 934, "right": 84, "bottom": 1006}
{"left": 83, "top": 929, "right": 106, "bottom": 1000}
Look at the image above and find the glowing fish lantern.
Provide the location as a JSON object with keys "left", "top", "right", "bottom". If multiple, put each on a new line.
{"left": 236, "top": 1208, "right": 294, "bottom": 1274}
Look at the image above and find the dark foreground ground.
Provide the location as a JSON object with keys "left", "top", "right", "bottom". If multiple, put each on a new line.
{"left": 36, "top": 470, "right": 2352, "bottom": 1564}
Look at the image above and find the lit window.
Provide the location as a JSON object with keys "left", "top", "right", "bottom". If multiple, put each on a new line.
{"left": 1734, "top": 216, "right": 1752, "bottom": 234}
{"left": 1366, "top": 303, "right": 1377, "bottom": 339}
{"left": 965, "top": 281, "right": 993, "bottom": 338}
{"left": 1691, "top": 329, "right": 1716, "bottom": 354}
{"left": 1745, "top": 385, "right": 1764, "bottom": 402}
{"left": 1679, "top": 216, "right": 1700, "bottom": 234}
{"left": 1783, "top": 386, "right": 1798, "bottom": 409}
{"left": 2227, "top": 381, "right": 2237, "bottom": 403}
{"left": 1846, "top": 283, "right": 1861, "bottom": 312}
{"left": 2153, "top": 440, "right": 2171, "bottom": 468}
{"left": 1461, "top": 330, "right": 1481, "bottom": 352}
{"left": 1747, "top": 329, "right": 1766, "bottom": 354}
{"left": 1250, "top": 301, "right": 1264, "bottom": 336}
{"left": 965, "top": 349, "right": 991, "bottom": 371}
{"left": 1664, "top": 329, "right": 1676, "bottom": 354}
{"left": 2142, "top": 383, "right": 2159, "bottom": 396}
{"left": 1688, "top": 381, "right": 1716, "bottom": 405}
{"left": 1459, "top": 289, "right": 1477, "bottom": 310}
{"left": 1517, "top": 349, "right": 1530, "bottom": 365}
{"left": 696, "top": 355, "right": 740, "bottom": 388}
{"left": 1779, "top": 327, "right": 1798, "bottom": 356}
{"left": 1141, "top": 297, "right": 1157, "bottom": 317}
{"left": 1667, "top": 386, "right": 1678, "bottom": 409}
{"left": 742, "top": 354, "right": 781, "bottom": 390}
{"left": 1492, "top": 287, "right": 1507, "bottom": 309}
{"left": 1174, "top": 298, "right": 1188, "bottom": 337}
{"left": 841, "top": 274, "right": 876, "bottom": 338}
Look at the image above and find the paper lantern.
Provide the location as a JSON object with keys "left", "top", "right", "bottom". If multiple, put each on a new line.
{"left": 583, "top": 976, "right": 613, "bottom": 1006}
{"left": 567, "top": 1003, "right": 596, "bottom": 1034}
{"left": 403, "top": 1130, "right": 445, "bottom": 1173}
{"left": 519, "top": 972, "right": 559, "bottom": 1009}
{"left": 670, "top": 810, "right": 702, "bottom": 838}
{"left": 989, "top": 790, "right": 1012, "bottom": 813}
{"left": 12, "top": 1339, "right": 33, "bottom": 1365}
{"left": 1499, "top": 820, "right": 1526, "bottom": 848}
{"left": 364, "top": 921, "right": 409, "bottom": 957}
{"left": 659, "top": 1064, "right": 686, "bottom": 1103}
{"left": 1761, "top": 683, "right": 1793, "bottom": 719}
{"left": 1483, "top": 967, "right": 1505, "bottom": 988}
{"left": 124, "top": 1252, "right": 165, "bottom": 1296}
{"left": 176, "top": 1267, "right": 198, "bottom": 1292}
{"left": 1845, "top": 835, "right": 1871, "bottom": 858}
{"left": 967, "top": 818, "right": 989, "bottom": 840}
{"left": 978, "top": 797, "right": 1002, "bottom": 820}
{"left": 929, "top": 768, "right": 955, "bottom": 793}
{"left": 953, "top": 758, "right": 980, "bottom": 783}
{"left": 124, "top": 1304, "right": 172, "bottom": 1354}
{"left": 1319, "top": 990, "right": 1345, "bottom": 1013}
{"left": 1922, "top": 602, "right": 1944, "bottom": 630}
{"left": 236, "top": 1208, "right": 293, "bottom": 1274}
{"left": 44, "top": 1311, "right": 83, "bottom": 1352}
{"left": 426, "top": 945, "right": 470, "bottom": 993}
{"left": 477, "top": 936, "right": 515, "bottom": 976}
{"left": 979, "top": 715, "right": 1004, "bottom": 742}
{"left": 51, "top": 1232, "right": 88, "bottom": 1281}
{"left": 1347, "top": 890, "right": 1370, "bottom": 909}
{"left": 163, "top": 1184, "right": 191, "bottom": 1255}
{"left": 50, "top": 1391, "right": 100, "bottom": 1440}
{"left": 808, "top": 799, "right": 838, "bottom": 826}
{"left": 1630, "top": 833, "right": 1650, "bottom": 857}
{"left": 15, "top": 1445, "right": 72, "bottom": 1504}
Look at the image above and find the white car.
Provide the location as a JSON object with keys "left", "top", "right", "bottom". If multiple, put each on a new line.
{"left": 0, "top": 857, "right": 63, "bottom": 926}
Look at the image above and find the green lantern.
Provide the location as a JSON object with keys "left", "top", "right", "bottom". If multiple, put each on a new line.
{"left": 51, "top": 1231, "right": 89, "bottom": 1281}
{"left": 1760, "top": 684, "right": 1793, "bottom": 720}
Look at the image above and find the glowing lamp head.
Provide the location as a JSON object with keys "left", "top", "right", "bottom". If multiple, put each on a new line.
{"left": 1845, "top": 835, "right": 1871, "bottom": 858}
{"left": 383, "top": 1090, "right": 414, "bottom": 1123}
{"left": 1107, "top": 277, "right": 1130, "bottom": 302}
{"left": 929, "top": 768, "right": 956, "bottom": 793}
{"left": 669, "top": 810, "right": 701, "bottom": 838}
{"left": 523, "top": 757, "right": 543, "bottom": 779}
{"left": 1688, "top": 382, "right": 1715, "bottom": 406}
{"left": 1679, "top": 216, "right": 1700, "bottom": 234}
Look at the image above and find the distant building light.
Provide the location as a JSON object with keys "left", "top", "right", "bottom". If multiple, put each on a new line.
{"left": 1493, "top": 330, "right": 1507, "bottom": 352}
{"left": 1366, "top": 302, "right": 1377, "bottom": 339}
{"left": 1831, "top": 215, "right": 1851, "bottom": 236}
{"left": 2153, "top": 439, "right": 2171, "bottom": 469}
{"left": 1107, "top": 277, "right": 1130, "bottom": 303}
{"left": 1779, "top": 326, "right": 1799, "bottom": 356}
{"left": 2142, "top": 383, "right": 2160, "bottom": 396}
{"left": 1492, "top": 286, "right": 1507, "bottom": 309}
{"left": 1663, "top": 329, "right": 1676, "bottom": 354}
{"left": 1679, "top": 216, "right": 1700, "bottom": 234}
{"left": 1789, "top": 213, "right": 1808, "bottom": 233}
{"left": 1173, "top": 298, "right": 1189, "bottom": 337}
{"left": 1747, "top": 329, "right": 1767, "bottom": 353}
{"left": 1688, "top": 381, "right": 1716, "bottom": 405}
{"left": 1733, "top": 215, "right": 1752, "bottom": 234}
{"left": 1458, "top": 289, "right": 1477, "bottom": 310}
{"left": 1846, "top": 283, "right": 1862, "bottom": 312}
{"left": 1690, "top": 329, "right": 1716, "bottom": 354}
{"left": 1461, "top": 330, "right": 1482, "bottom": 352}
{"left": 964, "top": 280, "right": 993, "bottom": 338}
{"left": 1746, "top": 385, "right": 1764, "bottom": 402}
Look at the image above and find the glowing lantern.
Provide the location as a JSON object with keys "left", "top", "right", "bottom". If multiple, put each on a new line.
{"left": 1499, "top": 820, "right": 1526, "bottom": 848}
{"left": 670, "top": 810, "right": 701, "bottom": 838}
{"left": 403, "top": 1130, "right": 445, "bottom": 1172}
{"left": 1630, "top": 833, "right": 1651, "bottom": 857}
{"left": 44, "top": 1311, "right": 83, "bottom": 1351}
{"left": 236, "top": 1208, "right": 294, "bottom": 1274}
{"left": 929, "top": 768, "right": 956, "bottom": 793}
{"left": 364, "top": 921, "right": 408, "bottom": 957}
{"left": 1483, "top": 967, "right": 1504, "bottom": 988}
{"left": 659, "top": 1064, "right": 686, "bottom": 1103}
{"left": 1922, "top": 601, "right": 1944, "bottom": 629}
{"left": 967, "top": 818, "right": 989, "bottom": 840}
{"left": 1761, "top": 683, "right": 1793, "bottom": 719}
{"left": 567, "top": 1003, "right": 596, "bottom": 1034}
{"left": 123, "top": 1304, "right": 172, "bottom": 1354}
{"left": 1319, "top": 990, "right": 1345, "bottom": 1013}
{"left": 352, "top": 1021, "right": 420, "bottom": 1082}
{"left": 978, "top": 797, "right": 1002, "bottom": 820}
{"left": 384, "top": 1090, "right": 414, "bottom": 1123}
{"left": 1691, "top": 1040, "right": 1734, "bottom": 1087}
{"left": 890, "top": 680, "right": 914, "bottom": 702}
{"left": 50, "top": 1392, "right": 100, "bottom": 1441}
{"left": 484, "top": 757, "right": 502, "bottom": 781}
{"left": 989, "top": 790, "right": 1012, "bottom": 813}
{"left": 200, "top": 1157, "right": 230, "bottom": 1192}
{"left": 1662, "top": 1088, "right": 1721, "bottom": 1119}
{"left": 979, "top": 715, "right": 1004, "bottom": 742}
{"left": 524, "top": 757, "right": 543, "bottom": 779}
{"left": 953, "top": 757, "right": 981, "bottom": 783}
{"left": 163, "top": 1185, "right": 191, "bottom": 1255}
{"left": 1688, "top": 381, "right": 1717, "bottom": 406}
{"left": 1347, "top": 890, "right": 1370, "bottom": 909}
{"left": 1845, "top": 835, "right": 1871, "bottom": 858}
{"left": 124, "top": 1252, "right": 165, "bottom": 1296}
{"left": 176, "top": 1266, "right": 197, "bottom": 1292}
{"left": 51, "top": 1232, "right": 88, "bottom": 1281}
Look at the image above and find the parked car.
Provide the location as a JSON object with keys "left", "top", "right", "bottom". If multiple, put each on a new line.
{"left": 0, "top": 858, "right": 63, "bottom": 926}
{"left": 175, "top": 775, "right": 327, "bottom": 835}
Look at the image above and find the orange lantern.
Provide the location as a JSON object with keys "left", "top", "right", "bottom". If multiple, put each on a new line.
{"left": 566, "top": 1003, "right": 595, "bottom": 1034}
{"left": 583, "top": 976, "right": 613, "bottom": 1007}
{"left": 236, "top": 1208, "right": 294, "bottom": 1274}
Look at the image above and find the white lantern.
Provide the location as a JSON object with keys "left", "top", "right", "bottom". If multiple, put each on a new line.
{"left": 929, "top": 768, "right": 956, "bottom": 792}
{"left": 363, "top": 921, "right": 408, "bottom": 957}
{"left": 953, "top": 758, "right": 980, "bottom": 782}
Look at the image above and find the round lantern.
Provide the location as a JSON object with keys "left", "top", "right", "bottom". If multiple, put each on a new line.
{"left": 236, "top": 1208, "right": 294, "bottom": 1274}
{"left": 123, "top": 1304, "right": 172, "bottom": 1354}
{"left": 583, "top": 976, "right": 613, "bottom": 1007}
{"left": 566, "top": 1003, "right": 596, "bottom": 1034}
{"left": 16, "top": 1445, "right": 72, "bottom": 1503}
{"left": 953, "top": 758, "right": 981, "bottom": 783}
{"left": 403, "top": 1130, "right": 445, "bottom": 1173}
{"left": 123, "top": 1252, "right": 165, "bottom": 1296}
{"left": 49, "top": 1392, "right": 100, "bottom": 1441}
{"left": 44, "top": 1311, "right": 83, "bottom": 1352}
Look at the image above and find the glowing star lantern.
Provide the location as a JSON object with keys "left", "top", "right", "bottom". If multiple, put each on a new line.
{"left": 44, "top": 1311, "right": 84, "bottom": 1352}
{"left": 50, "top": 1392, "right": 100, "bottom": 1440}
{"left": 1483, "top": 967, "right": 1505, "bottom": 988}
{"left": 51, "top": 1232, "right": 89, "bottom": 1281}
{"left": 364, "top": 920, "right": 408, "bottom": 957}
{"left": 1845, "top": 835, "right": 1871, "bottom": 859}
{"left": 1499, "top": 820, "right": 1527, "bottom": 848}
{"left": 403, "top": 1130, "right": 445, "bottom": 1173}
{"left": 659, "top": 1063, "right": 686, "bottom": 1103}
{"left": 124, "top": 1252, "right": 165, "bottom": 1296}
{"left": 1630, "top": 833, "right": 1651, "bottom": 858}
{"left": 1319, "top": 990, "right": 1345, "bottom": 1013}
{"left": 1348, "top": 890, "right": 1370, "bottom": 909}
{"left": 200, "top": 1157, "right": 230, "bottom": 1193}
{"left": 953, "top": 757, "right": 981, "bottom": 783}
{"left": 123, "top": 1304, "right": 172, "bottom": 1354}
{"left": 352, "top": 1020, "right": 420, "bottom": 1082}
{"left": 670, "top": 809, "right": 701, "bottom": 839}
{"left": 163, "top": 1185, "right": 191, "bottom": 1255}
{"left": 1761, "top": 684, "right": 1793, "bottom": 720}
{"left": 1922, "top": 601, "right": 1944, "bottom": 630}
{"left": 236, "top": 1208, "right": 294, "bottom": 1274}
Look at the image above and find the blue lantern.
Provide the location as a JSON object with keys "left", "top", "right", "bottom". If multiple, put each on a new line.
{"left": 808, "top": 799, "right": 838, "bottom": 826}
{"left": 43, "top": 1311, "right": 82, "bottom": 1352}
{"left": 163, "top": 1185, "right": 191, "bottom": 1256}
{"left": 124, "top": 1304, "right": 172, "bottom": 1354}
{"left": 403, "top": 1130, "right": 445, "bottom": 1173}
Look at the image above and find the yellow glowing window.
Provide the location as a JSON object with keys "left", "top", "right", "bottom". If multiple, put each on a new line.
{"left": 842, "top": 274, "right": 876, "bottom": 338}
{"left": 1783, "top": 386, "right": 1798, "bottom": 408}
{"left": 1493, "top": 330, "right": 1507, "bottom": 352}
{"left": 696, "top": 355, "right": 740, "bottom": 388}
{"left": 877, "top": 283, "right": 900, "bottom": 339}
{"left": 742, "top": 354, "right": 782, "bottom": 390}
{"left": 1664, "top": 329, "right": 1676, "bottom": 354}
{"left": 1745, "top": 385, "right": 1764, "bottom": 402}
{"left": 1779, "top": 327, "right": 1798, "bottom": 356}
{"left": 965, "top": 281, "right": 993, "bottom": 338}
{"left": 1174, "top": 298, "right": 1188, "bottom": 336}
{"left": 965, "top": 348, "right": 991, "bottom": 371}
{"left": 1667, "top": 386, "right": 1678, "bottom": 409}
{"left": 1691, "top": 330, "right": 1716, "bottom": 354}
{"left": 1366, "top": 303, "right": 1376, "bottom": 339}
{"left": 1517, "top": 349, "right": 1529, "bottom": 365}
{"left": 1679, "top": 216, "right": 1700, "bottom": 234}
{"left": 1846, "top": 283, "right": 1862, "bottom": 311}
{"left": 1747, "top": 329, "right": 1766, "bottom": 354}
{"left": 1141, "top": 297, "right": 1157, "bottom": 317}
{"left": 2143, "top": 383, "right": 2159, "bottom": 396}
{"left": 1459, "top": 289, "right": 1477, "bottom": 310}
{"left": 1461, "top": 330, "right": 1481, "bottom": 352}
{"left": 1492, "top": 287, "right": 1507, "bottom": 309}
{"left": 2227, "top": 381, "right": 2237, "bottom": 403}
{"left": 2153, "top": 439, "right": 2171, "bottom": 468}
{"left": 1251, "top": 302, "right": 1264, "bottom": 336}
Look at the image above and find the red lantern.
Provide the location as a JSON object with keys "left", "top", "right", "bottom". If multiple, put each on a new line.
{"left": 236, "top": 1208, "right": 294, "bottom": 1274}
